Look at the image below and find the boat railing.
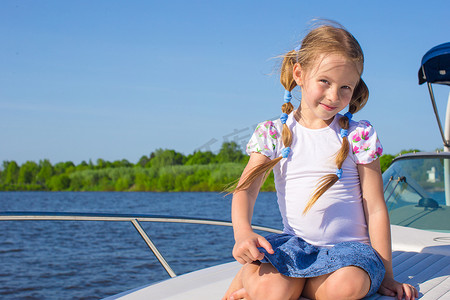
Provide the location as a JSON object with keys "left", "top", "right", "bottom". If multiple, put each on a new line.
{"left": 0, "top": 211, "right": 282, "bottom": 278}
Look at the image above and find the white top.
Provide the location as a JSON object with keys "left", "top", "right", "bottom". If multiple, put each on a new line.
{"left": 246, "top": 113, "right": 383, "bottom": 247}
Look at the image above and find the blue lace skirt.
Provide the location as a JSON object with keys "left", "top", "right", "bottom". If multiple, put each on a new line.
{"left": 259, "top": 233, "right": 385, "bottom": 297}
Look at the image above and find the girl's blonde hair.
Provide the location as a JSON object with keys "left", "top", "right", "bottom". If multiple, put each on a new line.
{"left": 232, "top": 23, "right": 369, "bottom": 214}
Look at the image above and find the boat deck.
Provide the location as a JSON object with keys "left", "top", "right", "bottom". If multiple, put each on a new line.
{"left": 106, "top": 225, "right": 450, "bottom": 300}
{"left": 105, "top": 250, "right": 450, "bottom": 299}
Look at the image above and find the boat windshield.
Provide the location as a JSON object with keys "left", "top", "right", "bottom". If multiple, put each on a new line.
{"left": 383, "top": 155, "right": 450, "bottom": 232}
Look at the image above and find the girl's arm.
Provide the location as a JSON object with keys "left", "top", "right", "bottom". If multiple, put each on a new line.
{"left": 358, "top": 160, "right": 418, "bottom": 300}
{"left": 231, "top": 152, "right": 274, "bottom": 265}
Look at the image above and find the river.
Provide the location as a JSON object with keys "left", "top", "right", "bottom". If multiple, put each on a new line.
{"left": 0, "top": 192, "right": 281, "bottom": 299}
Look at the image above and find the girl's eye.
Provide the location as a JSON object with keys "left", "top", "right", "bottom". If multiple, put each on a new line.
{"left": 341, "top": 85, "right": 352, "bottom": 90}
{"left": 320, "top": 79, "right": 329, "bottom": 84}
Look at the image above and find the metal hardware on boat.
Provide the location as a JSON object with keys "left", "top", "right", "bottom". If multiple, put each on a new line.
{"left": 426, "top": 82, "right": 450, "bottom": 148}
{"left": 385, "top": 176, "right": 406, "bottom": 210}
{"left": 130, "top": 219, "right": 177, "bottom": 278}
{"left": 384, "top": 176, "right": 394, "bottom": 193}
{"left": 0, "top": 212, "right": 282, "bottom": 279}
{"left": 433, "top": 237, "right": 450, "bottom": 243}
{"left": 419, "top": 43, "right": 450, "bottom": 151}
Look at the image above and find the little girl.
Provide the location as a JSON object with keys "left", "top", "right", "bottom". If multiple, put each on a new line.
{"left": 223, "top": 23, "right": 419, "bottom": 300}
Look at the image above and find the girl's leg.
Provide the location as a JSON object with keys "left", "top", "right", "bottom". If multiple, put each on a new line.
{"left": 302, "top": 266, "right": 371, "bottom": 300}
{"left": 222, "top": 265, "right": 246, "bottom": 300}
{"left": 224, "top": 262, "right": 305, "bottom": 300}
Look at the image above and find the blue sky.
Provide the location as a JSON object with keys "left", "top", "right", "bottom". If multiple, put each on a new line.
{"left": 1, "top": 0, "right": 450, "bottom": 165}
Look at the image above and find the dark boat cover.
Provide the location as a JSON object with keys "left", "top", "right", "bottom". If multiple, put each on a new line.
{"left": 418, "top": 42, "right": 450, "bottom": 85}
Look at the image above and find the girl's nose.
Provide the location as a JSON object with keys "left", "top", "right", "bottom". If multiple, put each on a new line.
{"left": 327, "top": 86, "right": 340, "bottom": 102}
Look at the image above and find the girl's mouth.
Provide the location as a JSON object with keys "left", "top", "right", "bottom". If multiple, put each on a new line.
{"left": 320, "top": 103, "right": 337, "bottom": 111}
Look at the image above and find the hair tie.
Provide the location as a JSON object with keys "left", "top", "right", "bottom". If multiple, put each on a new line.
{"left": 344, "top": 112, "right": 353, "bottom": 121}
{"left": 284, "top": 90, "right": 292, "bottom": 103}
{"left": 340, "top": 129, "right": 348, "bottom": 138}
{"left": 281, "top": 147, "right": 291, "bottom": 158}
{"left": 336, "top": 168, "right": 343, "bottom": 179}
{"left": 280, "top": 113, "right": 288, "bottom": 124}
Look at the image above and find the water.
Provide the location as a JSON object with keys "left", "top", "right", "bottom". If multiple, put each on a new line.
{"left": 0, "top": 192, "right": 281, "bottom": 299}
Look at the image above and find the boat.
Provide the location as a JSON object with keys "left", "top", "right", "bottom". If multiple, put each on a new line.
{"left": 103, "top": 43, "right": 450, "bottom": 299}
{"left": 1, "top": 43, "right": 449, "bottom": 299}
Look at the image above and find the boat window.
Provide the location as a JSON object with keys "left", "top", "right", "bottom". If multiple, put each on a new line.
{"left": 383, "top": 156, "right": 450, "bottom": 232}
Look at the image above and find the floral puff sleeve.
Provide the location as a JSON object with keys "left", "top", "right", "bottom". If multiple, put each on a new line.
{"left": 349, "top": 120, "right": 383, "bottom": 164}
{"left": 246, "top": 120, "right": 280, "bottom": 160}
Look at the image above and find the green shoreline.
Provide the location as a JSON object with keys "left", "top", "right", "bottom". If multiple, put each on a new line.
{"left": 0, "top": 142, "right": 412, "bottom": 192}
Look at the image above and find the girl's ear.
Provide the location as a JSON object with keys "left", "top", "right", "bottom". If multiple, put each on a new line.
{"left": 293, "top": 63, "right": 303, "bottom": 86}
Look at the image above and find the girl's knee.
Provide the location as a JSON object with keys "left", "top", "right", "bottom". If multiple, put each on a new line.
{"left": 249, "top": 277, "right": 303, "bottom": 300}
{"left": 244, "top": 263, "right": 304, "bottom": 300}
{"left": 324, "top": 267, "right": 370, "bottom": 299}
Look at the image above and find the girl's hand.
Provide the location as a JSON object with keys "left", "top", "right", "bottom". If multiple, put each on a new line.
{"left": 378, "top": 275, "right": 419, "bottom": 300}
{"left": 232, "top": 231, "right": 274, "bottom": 264}
{"left": 228, "top": 288, "right": 249, "bottom": 300}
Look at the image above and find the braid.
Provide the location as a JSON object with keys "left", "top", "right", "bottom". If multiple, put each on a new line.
{"left": 231, "top": 53, "right": 298, "bottom": 194}
{"left": 279, "top": 50, "right": 298, "bottom": 149}
{"left": 232, "top": 92, "right": 295, "bottom": 193}
{"left": 281, "top": 102, "right": 294, "bottom": 147}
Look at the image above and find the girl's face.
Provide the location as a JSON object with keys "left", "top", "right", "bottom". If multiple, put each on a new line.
{"left": 294, "top": 54, "right": 361, "bottom": 129}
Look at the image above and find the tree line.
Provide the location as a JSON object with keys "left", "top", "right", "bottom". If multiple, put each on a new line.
{"left": 0, "top": 142, "right": 268, "bottom": 192}
{"left": 0, "top": 141, "right": 406, "bottom": 192}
